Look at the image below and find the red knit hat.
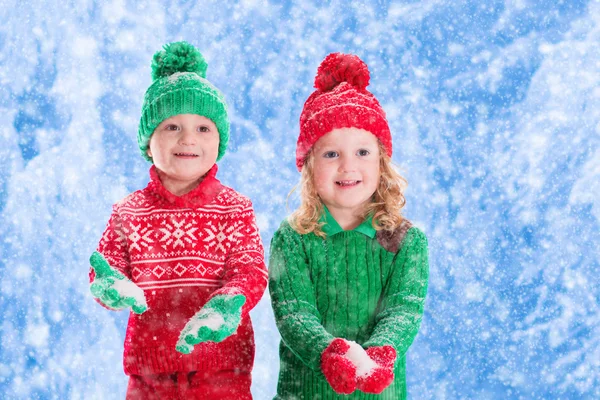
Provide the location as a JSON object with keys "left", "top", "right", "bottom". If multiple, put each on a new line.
{"left": 296, "top": 52, "right": 392, "bottom": 171}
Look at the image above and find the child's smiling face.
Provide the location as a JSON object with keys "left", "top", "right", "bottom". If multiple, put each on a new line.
{"left": 312, "top": 127, "right": 380, "bottom": 224}
{"left": 147, "top": 114, "right": 220, "bottom": 195}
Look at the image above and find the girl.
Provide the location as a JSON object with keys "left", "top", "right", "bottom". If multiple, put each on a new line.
{"left": 269, "top": 53, "right": 429, "bottom": 399}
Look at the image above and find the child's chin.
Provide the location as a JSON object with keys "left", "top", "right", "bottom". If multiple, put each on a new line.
{"left": 168, "top": 170, "right": 206, "bottom": 181}
{"left": 339, "top": 198, "right": 371, "bottom": 209}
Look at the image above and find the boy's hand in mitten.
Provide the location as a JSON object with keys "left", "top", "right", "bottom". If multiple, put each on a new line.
{"left": 320, "top": 338, "right": 360, "bottom": 394}
{"left": 176, "top": 294, "right": 246, "bottom": 354}
{"left": 356, "top": 346, "right": 397, "bottom": 394}
{"left": 89, "top": 251, "right": 148, "bottom": 314}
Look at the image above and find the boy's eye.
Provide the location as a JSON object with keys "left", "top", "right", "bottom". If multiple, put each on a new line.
{"left": 357, "top": 149, "right": 370, "bottom": 156}
{"left": 164, "top": 124, "right": 179, "bottom": 131}
{"left": 323, "top": 151, "right": 339, "bottom": 158}
{"left": 197, "top": 126, "right": 210, "bottom": 133}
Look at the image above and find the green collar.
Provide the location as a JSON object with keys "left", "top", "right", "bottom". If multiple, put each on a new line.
{"left": 320, "top": 206, "right": 376, "bottom": 238}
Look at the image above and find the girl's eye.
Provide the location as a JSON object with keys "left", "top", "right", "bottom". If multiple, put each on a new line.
{"left": 198, "top": 126, "right": 210, "bottom": 133}
{"left": 323, "top": 151, "right": 339, "bottom": 158}
{"left": 357, "top": 149, "right": 370, "bottom": 156}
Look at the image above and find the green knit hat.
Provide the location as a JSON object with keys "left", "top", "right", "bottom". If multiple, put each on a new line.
{"left": 138, "top": 41, "right": 229, "bottom": 162}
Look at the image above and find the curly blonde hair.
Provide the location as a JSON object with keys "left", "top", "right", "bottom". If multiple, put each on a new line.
{"left": 288, "top": 141, "right": 407, "bottom": 237}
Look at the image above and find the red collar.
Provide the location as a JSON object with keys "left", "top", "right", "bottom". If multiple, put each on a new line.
{"left": 147, "top": 164, "right": 222, "bottom": 208}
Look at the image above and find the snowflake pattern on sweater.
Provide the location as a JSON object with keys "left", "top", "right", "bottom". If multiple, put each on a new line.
{"left": 91, "top": 164, "right": 268, "bottom": 376}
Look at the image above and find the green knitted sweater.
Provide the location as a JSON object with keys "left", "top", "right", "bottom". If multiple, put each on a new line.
{"left": 268, "top": 209, "right": 429, "bottom": 400}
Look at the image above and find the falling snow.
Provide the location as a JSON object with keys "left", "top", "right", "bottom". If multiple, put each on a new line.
{"left": 0, "top": 1, "right": 598, "bottom": 399}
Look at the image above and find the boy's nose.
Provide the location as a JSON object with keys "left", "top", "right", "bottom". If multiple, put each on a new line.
{"left": 178, "top": 128, "right": 197, "bottom": 145}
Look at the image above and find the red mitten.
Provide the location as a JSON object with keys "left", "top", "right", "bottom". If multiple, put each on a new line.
{"left": 320, "top": 338, "right": 357, "bottom": 394}
{"left": 356, "top": 346, "right": 397, "bottom": 394}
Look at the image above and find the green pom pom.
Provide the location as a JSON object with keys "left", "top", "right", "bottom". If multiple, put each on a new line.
{"left": 151, "top": 41, "right": 207, "bottom": 81}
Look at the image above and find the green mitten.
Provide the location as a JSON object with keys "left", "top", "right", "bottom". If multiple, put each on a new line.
{"left": 175, "top": 294, "right": 246, "bottom": 354}
{"left": 89, "top": 251, "right": 148, "bottom": 314}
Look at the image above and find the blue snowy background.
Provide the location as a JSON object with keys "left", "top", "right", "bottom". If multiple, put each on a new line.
{"left": 0, "top": 0, "right": 598, "bottom": 398}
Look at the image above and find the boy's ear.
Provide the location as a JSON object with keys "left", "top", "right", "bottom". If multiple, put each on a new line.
{"left": 146, "top": 148, "right": 152, "bottom": 158}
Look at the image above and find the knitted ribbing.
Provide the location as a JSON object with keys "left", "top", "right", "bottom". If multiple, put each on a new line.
{"left": 269, "top": 220, "right": 428, "bottom": 400}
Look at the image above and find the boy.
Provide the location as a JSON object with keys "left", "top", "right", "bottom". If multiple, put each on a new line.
{"left": 89, "top": 41, "right": 267, "bottom": 399}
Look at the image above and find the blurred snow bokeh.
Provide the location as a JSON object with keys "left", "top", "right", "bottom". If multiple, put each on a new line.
{"left": 0, "top": 1, "right": 598, "bottom": 398}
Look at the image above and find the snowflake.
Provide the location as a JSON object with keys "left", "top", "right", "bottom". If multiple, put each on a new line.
{"left": 203, "top": 221, "right": 245, "bottom": 253}
{"left": 159, "top": 219, "right": 199, "bottom": 249}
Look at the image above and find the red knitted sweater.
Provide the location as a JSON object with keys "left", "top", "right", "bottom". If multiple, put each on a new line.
{"left": 90, "top": 164, "right": 267, "bottom": 376}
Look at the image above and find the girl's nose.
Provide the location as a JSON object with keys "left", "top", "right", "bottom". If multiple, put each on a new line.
{"left": 338, "top": 155, "right": 356, "bottom": 173}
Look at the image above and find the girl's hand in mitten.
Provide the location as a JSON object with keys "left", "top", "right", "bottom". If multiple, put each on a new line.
{"left": 89, "top": 251, "right": 148, "bottom": 314}
{"left": 175, "top": 294, "right": 246, "bottom": 354}
{"left": 320, "top": 338, "right": 360, "bottom": 394}
{"left": 356, "top": 345, "right": 397, "bottom": 394}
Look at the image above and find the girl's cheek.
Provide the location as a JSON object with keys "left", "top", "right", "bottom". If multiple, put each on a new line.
{"left": 312, "top": 177, "right": 322, "bottom": 190}
{"left": 313, "top": 177, "right": 327, "bottom": 194}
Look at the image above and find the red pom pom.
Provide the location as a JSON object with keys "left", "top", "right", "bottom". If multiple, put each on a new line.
{"left": 314, "top": 53, "right": 370, "bottom": 91}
